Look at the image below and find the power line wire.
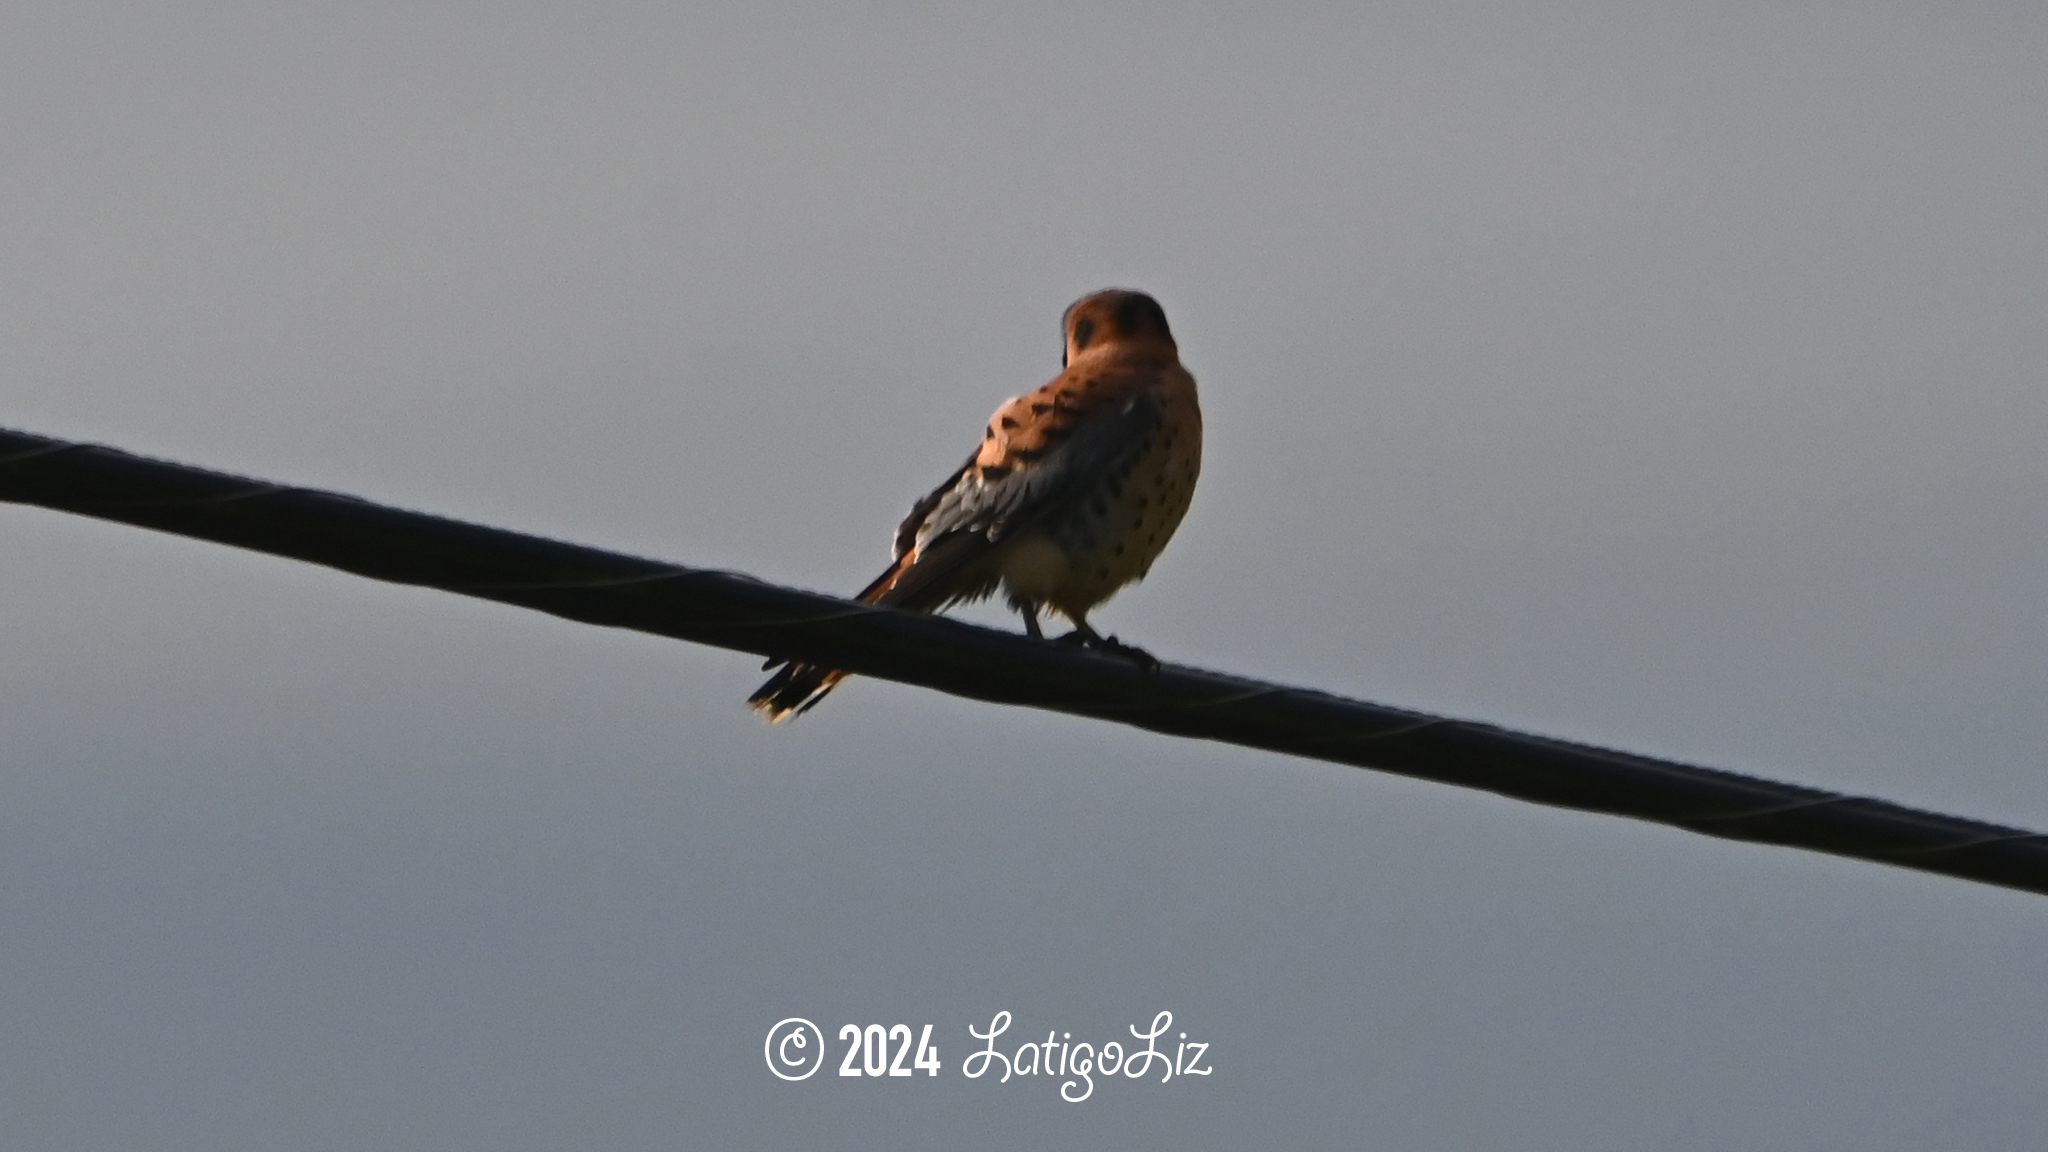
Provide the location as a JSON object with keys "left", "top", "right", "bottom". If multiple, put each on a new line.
{"left": 4, "top": 424, "right": 2043, "bottom": 896}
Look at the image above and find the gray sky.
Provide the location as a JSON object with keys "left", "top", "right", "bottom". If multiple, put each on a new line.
{"left": 4, "top": 2, "right": 2046, "bottom": 1148}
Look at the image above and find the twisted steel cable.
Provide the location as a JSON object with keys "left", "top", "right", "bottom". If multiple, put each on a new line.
{"left": 4, "top": 424, "right": 2043, "bottom": 896}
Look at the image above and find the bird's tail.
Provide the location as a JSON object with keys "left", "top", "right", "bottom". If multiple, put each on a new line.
{"left": 747, "top": 661, "right": 849, "bottom": 721}
{"left": 746, "top": 552, "right": 915, "bottom": 722}
{"left": 746, "top": 534, "right": 990, "bottom": 721}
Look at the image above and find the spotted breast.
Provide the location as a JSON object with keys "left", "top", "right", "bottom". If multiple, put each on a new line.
{"left": 982, "top": 355, "right": 1201, "bottom": 620}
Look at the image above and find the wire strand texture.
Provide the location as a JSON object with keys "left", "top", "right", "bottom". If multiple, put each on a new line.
{"left": 4, "top": 424, "right": 2043, "bottom": 896}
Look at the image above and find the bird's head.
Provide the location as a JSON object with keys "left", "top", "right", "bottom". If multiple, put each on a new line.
{"left": 1062, "top": 289, "right": 1176, "bottom": 367}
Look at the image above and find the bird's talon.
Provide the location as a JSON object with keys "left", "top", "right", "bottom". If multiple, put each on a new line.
{"left": 1100, "top": 635, "right": 1161, "bottom": 671}
{"left": 1050, "top": 629, "right": 1159, "bottom": 670}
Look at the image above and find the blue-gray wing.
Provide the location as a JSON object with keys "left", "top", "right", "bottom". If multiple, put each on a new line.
{"left": 906, "top": 392, "right": 1162, "bottom": 556}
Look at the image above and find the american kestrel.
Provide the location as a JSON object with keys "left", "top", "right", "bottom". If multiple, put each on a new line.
{"left": 749, "top": 288, "right": 1202, "bottom": 720}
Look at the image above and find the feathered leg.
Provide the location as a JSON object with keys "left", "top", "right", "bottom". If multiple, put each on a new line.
{"left": 1017, "top": 599, "right": 1044, "bottom": 639}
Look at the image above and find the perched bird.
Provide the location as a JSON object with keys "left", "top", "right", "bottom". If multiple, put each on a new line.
{"left": 749, "top": 288, "right": 1202, "bottom": 720}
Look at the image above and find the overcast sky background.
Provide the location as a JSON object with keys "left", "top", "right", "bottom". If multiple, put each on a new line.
{"left": 4, "top": 2, "right": 2046, "bottom": 1148}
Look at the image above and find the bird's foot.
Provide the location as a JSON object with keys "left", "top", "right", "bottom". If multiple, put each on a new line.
{"left": 1053, "top": 629, "right": 1160, "bottom": 671}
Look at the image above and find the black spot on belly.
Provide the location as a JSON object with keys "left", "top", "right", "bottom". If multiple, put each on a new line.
{"left": 1001, "top": 415, "right": 1019, "bottom": 429}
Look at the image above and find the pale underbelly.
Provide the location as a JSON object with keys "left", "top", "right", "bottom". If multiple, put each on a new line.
{"left": 995, "top": 431, "right": 1198, "bottom": 614}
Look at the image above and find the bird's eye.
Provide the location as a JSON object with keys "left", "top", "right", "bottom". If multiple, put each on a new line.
{"left": 1071, "top": 317, "right": 1096, "bottom": 353}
